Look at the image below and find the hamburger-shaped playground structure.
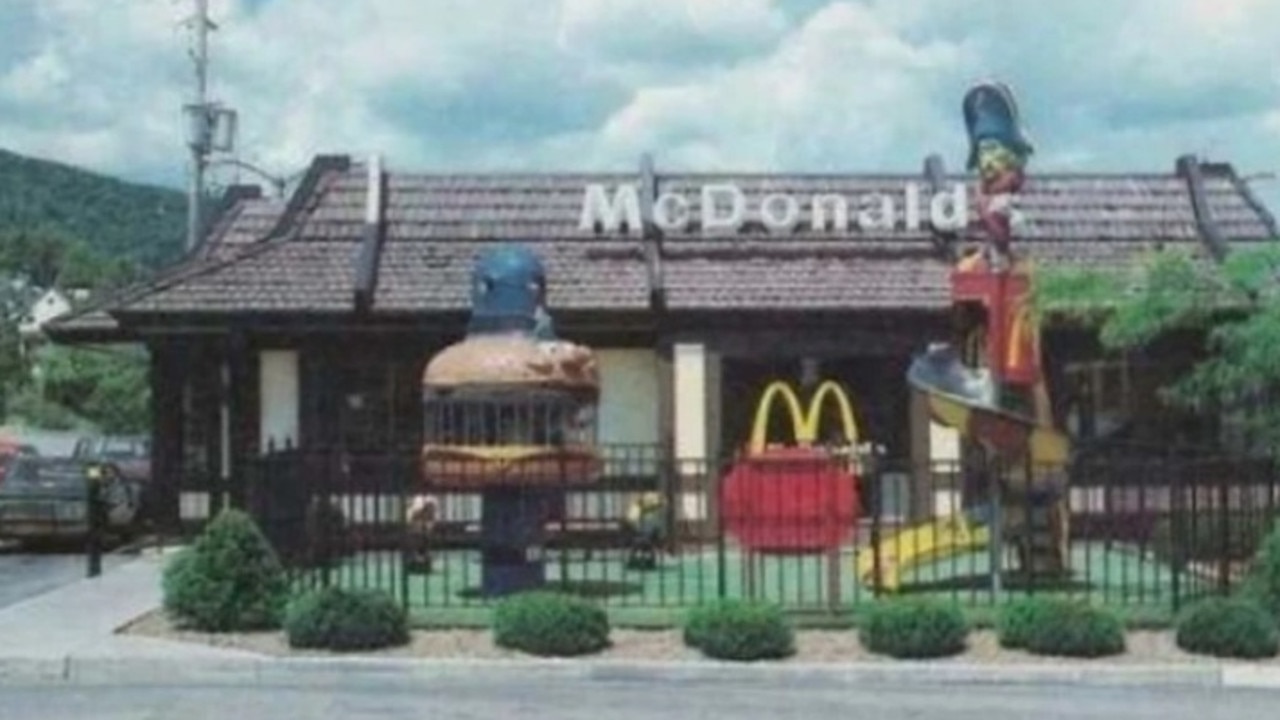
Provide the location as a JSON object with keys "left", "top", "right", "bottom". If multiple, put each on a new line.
{"left": 420, "top": 245, "right": 601, "bottom": 597}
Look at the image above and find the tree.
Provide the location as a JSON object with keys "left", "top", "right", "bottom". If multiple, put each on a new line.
{"left": 0, "top": 227, "right": 139, "bottom": 294}
{"left": 1034, "top": 245, "right": 1280, "bottom": 448}
{"left": 36, "top": 345, "right": 149, "bottom": 434}
{"left": 0, "top": 274, "right": 36, "bottom": 415}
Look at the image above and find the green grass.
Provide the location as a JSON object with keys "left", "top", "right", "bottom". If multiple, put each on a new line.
{"left": 344, "top": 544, "right": 1186, "bottom": 604}
{"left": 305, "top": 541, "right": 1193, "bottom": 630}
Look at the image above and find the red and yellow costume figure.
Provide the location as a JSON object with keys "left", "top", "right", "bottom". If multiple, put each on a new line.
{"left": 964, "top": 82, "right": 1034, "bottom": 267}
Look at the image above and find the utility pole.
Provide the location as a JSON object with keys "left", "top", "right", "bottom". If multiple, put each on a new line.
{"left": 184, "top": 0, "right": 236, "bottom": 252}
{"left": 185, "top": 0, "right": 212, "bottom": 253}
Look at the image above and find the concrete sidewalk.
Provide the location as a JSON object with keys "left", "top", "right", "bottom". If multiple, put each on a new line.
{"left": 0, "top": 551, "right": 258, "bottom": 663}
{"left": 0, "top": 553, "right": 1279, "bottom": 691}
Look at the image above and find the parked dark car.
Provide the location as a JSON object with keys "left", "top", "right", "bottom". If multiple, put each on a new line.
{"left": 0, "top": 442, "right": 38, "bottom": 485}
{"left": 73, "top": 436, "right": 150, "bottom": 482}
{"left": 73, "top": 435, "right": 152, "bottom": 525}
{"left": 0, "top": 457, "right": 140, "bottom": 543}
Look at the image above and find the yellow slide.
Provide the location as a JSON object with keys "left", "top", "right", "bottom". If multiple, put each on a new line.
{"left": 855, "top": 514, "right": 990, "bottom": 592}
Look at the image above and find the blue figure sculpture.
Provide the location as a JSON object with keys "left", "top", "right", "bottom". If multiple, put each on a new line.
{"left": 467, "top": 244, "right": 556, "bottom": 340}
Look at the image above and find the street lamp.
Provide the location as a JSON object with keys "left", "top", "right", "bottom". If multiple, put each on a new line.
{"left": 208, "top": 157, "right": 289, "bottom": 198}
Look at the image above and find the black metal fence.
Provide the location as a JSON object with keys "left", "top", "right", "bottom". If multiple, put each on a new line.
{"left": 211, "top": 444, "right": 1280, "bottom": 618}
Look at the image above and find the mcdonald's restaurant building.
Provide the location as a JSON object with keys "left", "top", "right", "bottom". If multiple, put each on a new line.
{"left": 48, "top": 153, "right": 1279, "bottom": 527}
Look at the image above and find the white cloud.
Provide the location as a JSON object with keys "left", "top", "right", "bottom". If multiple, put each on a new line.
{"left": 590, "top": 2, "right": 969, "bottom": 170}
{"left": 0, "top": 0, "right": 1276, "bottom": 214}
{"left": 557, "top": 0, "right": 788, "bottom": 78}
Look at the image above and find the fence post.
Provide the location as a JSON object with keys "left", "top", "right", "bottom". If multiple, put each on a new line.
{"left": 319, "top": 450, "right": 333, "bottom": 589}
{"left": 989, "top": 455, "right": 1005, "bottom": 603}
{"left": 1169, "top": 454, "right": 1183, "bottom": 613}
{"left": 714, "top": 457, "right": 727, "bottom": 601}
{"left": 85, "top": 470, "right": 104, "bottom": 579}
{"left": 398, "top": 450, "right": 411, "bottom": 612}
{"left": 867, "top": 451, "right": 882, "bottom": 599}
{"left": 1217, "top": 457, "right": 1232, "bottom": 595}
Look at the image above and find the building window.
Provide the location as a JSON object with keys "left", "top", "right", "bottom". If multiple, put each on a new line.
{"left": 1063, "top": 360, "right": 1132, "bottom": 440}
{"left": 180, "top": 351, "right": 222, "bottom": 482}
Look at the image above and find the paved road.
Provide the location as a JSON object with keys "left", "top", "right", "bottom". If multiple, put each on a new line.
{"left": 0, "top": 545, "right": 126, "bottom": 609}
{"left": 0, "top": 677, "right": 1274, "bottom": 720}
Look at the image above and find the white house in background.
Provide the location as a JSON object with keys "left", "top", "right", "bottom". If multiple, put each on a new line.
{"left": 18, "top": 288, "right": 88, "bottom": 338}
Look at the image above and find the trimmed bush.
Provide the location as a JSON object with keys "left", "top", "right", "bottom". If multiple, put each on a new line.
{"left": 859, "top": 599, "right": 968, "bottom": 659}
{"left": 1023, "top": 601, "right": 1124, "bottom": 658}
{"left": 284, "top": 587, "right": 409, "bottom": 652}
{"left": 682, "top": 600, "right": 794, "bottom": 661}
{"left": 997, "top": 597, "right": 1074, "bottom": 650}
{"left": 1242, "top": 523, "right": 1280, "bottom": 618}
{"left": 1176, "top": 597, "right": 1279, "bottom": 659}
{"left": 493, "top": 592, "right": 609, "bottom": 657}
{"left": 162, "top": 509, "right": 289, "bottom": 632}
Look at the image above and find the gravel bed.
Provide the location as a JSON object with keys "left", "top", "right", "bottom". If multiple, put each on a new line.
{"left": 121, "top": 610, "right": 1275, "bottom": 665}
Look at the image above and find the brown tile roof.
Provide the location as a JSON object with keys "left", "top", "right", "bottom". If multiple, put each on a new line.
{"left": 41, "top": 307, "right": 127, "bottom": 342}
{"left": 197, "top": 196, "right": 287, "bottom": 261}
{"left": 375, "top": 239, "right": 649, "bottom": 312}
{"left": 91, "top": 156, "right": 1277, "bottom": 319}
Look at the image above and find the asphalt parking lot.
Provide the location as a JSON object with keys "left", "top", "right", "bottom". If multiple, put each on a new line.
{"left": 0, "top": 542, "right": 128, "bottom": 609}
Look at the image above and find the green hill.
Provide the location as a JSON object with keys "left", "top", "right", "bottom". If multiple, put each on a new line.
{"left": 0, "top": 148, "right": 186, "bottom": 269}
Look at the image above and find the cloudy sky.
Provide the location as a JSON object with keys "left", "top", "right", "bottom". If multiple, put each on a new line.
{"left": 2, "top": 0, "right": 1280, "bottom": 207}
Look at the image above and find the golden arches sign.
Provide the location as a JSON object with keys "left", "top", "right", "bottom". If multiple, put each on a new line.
{"left": 748, "top": 380, "right": 861, "bottom": 454}
{"left": 1005, "top": 301, "right": 1039, "bottom": 375}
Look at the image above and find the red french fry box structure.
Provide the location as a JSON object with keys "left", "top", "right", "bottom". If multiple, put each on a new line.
{"left": 721, "top": 381, "right": 861, "bottom": 554}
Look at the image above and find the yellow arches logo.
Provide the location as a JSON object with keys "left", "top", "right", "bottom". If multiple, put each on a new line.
{"left": 748, "top": 380, "right": 861, "bottom": 454}
{"left": 1004, "top": 300, "right": 1039, "bottom": 379}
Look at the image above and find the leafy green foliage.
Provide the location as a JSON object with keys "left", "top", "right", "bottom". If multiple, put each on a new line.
{"left": 492, "top": 592, "right": 610, "bottom": 657}
{"left": 1175, "top": 597, "right": 1278, "bottom": 659}
{"left": 3, "top": 385, "right": 85, "bottom": 430}
{"left": 0, "top": 148, "right": 185, "bottom": 269}
{"left": 162, "top": 509, "right": 289, "bottom": 632}
{"left": 859, "top": 599, "right": 968, "bottom": 659}
{"left": 682, "top": 600, "right": 795, "bottom": 661}
{"left": 284, "top": 587, "right": 409, "bottom": 652}
{"left": 0, "top": 148, "right": 182, "bottom": 429}
{"left": 0, "top": 330, "right": 26, "bottom": 419}
{"left": 1241, "top": 522, "right": 1280, "bottom": 618}
{"left": 996, "top": 597, "right": 1077, "bottom": 650}
{"left": 1022, "top": 601, "right": 1124, "bottom": 658}
{"left": 1034, "top": 245, "right": 1280, "bottom": 448}
{"left": 36, "top": 345, "right": 149, "bottom": 433}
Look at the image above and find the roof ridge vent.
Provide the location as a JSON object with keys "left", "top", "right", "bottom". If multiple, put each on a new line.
{"left": 353, "top": 154, "right": 387, "bottom": 312}
{"left": 1176, "top": 154, "right": 1229, "bottom": 262}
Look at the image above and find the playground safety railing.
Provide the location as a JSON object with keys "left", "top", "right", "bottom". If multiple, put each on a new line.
{"left": 233, "top": 445, "right": 1280, "bottom": 618}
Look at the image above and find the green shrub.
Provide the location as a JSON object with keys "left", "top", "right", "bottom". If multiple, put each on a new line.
{"left": 161, "top": 509, "right": 289, "bottom": 632}
{"left": 997, "top": 597, "right": 1074, "bottom": 650}
{"left": 284, "top": 587, "right": 409, "bottom": 652}
{"left": 1242, "top": 523, "right": 1280, "bottom": 618}
{"left": 6, "top": 388, "right": 85, "bottom": 431}
{"left": 859, "top": 599, "right": 968, "bottom": 659}
{"left": 1023, "top": 601, "right": 1124, "bottom": 658}
{"left": 1176, "top": 597, "right": 1278, "bottom": 659}
{"left": 682, "top": 600, "right": 794, "bottom": 661}
{"left": 492, "top": 592, "right": 609, "bottom": 657}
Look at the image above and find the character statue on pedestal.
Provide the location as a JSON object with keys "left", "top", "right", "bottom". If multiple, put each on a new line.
{"left": 963, "top": 82, "right": 1034, "bottom": 267}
